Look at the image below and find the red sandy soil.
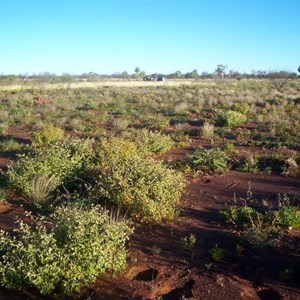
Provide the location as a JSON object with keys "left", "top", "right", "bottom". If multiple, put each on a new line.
{"left": 0, "top": 133, "right": 300, "bottom": 300}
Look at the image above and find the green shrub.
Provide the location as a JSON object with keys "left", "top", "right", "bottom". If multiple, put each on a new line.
{"left": 274, "top": 206, "right": 300, "bottom": 229}
{"left": 221, "top": 206, "right": 261, "bottom": 228}
{"left": 31, "top": 124, "right": 64, "bottom": 145}
{"left": 215, "top": 110, "right": 247, "bottom": 128}
{"left": 180, "top": 234, "right": 197, "bottom": 253}
{"left": 219, "top": 143, "right": 236, "bottom": 155}
{"left": 232, "top": 103, "right": 250, "bottom": 114}
{"left": 121, "top": 128, "right": 174, "bottom": 155}
{"left": 232, "top": 154, "right": 259, "bottom": 173}
{"left": 189, "top": 147, "right": 228, "bottom": 174}
{"left": 0, "top": 123, "right": 8, "bottom": 136}
{"left": 7, "top": 140, "right": 93, "bottom": 204}
{"left": 209, "top": 245, "right": 225, "bottom": 261}
{"left": 92, "top": 136, "right": 139, "bottom": 165}
{"left": 0, "top": 205, "right": 132, "bottom": 295}
{"left": 170, "top": 130, "right": 191, "bottom": 147}
{"left": 94, "top": 156, "right": 185, "bottom": 223}
{"left": 0, "top": 138, "right": 22, "bottom": 152}
{"left": 143, "top": 115, "right": 170, "bottom": 130}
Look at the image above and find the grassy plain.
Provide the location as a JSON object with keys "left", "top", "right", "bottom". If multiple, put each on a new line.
{"left": 0, "top": 79, "right": 215, "bottom": 91}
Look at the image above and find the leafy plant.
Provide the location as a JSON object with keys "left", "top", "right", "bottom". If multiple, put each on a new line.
{"left": 0, "top": 138, "right": 22, "bottom": 152}
{"left": 7, "top": 139, "right": 93, "bottom": 201}
{"left": 94, "top": 155, "right": 185, "bottom": 223}
{"left": 219, "top": 143, "right": 236, "bottom": 155}
{"left": 92, "top": 136, "right": 139, "bottom": 165}
{"left": 232, "top": 153, "right": 259, "bottom": 173}
{"left": 274, "top": 206, "right": 300, "bottom": 229}
{"left": 221, "top": 205, "right": 262, "bottom": 228}
{"left": 0, "top": 205, "right": 133, "bottom": 295}
{"left": 232, "top": 103, "right": 250, "bottom": 114}
{"left": 215, "top": 110, "right": 247, "bottom": 128}
{"left": 189, "top": 147, "right": 228, "bottom": 174}
{"left": 180, "top": 233, "right": 197, "bottom": 253}
{"left": 31, "top": 124, "right": 64, "bottom": 145}
{"left": 121, "top": 128, "right": 174, "bottom": 155}
{"left": 209, "top": 245, "right": 225, "bottom": 261}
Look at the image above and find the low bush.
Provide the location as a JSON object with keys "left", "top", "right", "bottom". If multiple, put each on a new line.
{"left": 121, "top": 128, "right": 174, "bottom": 155}
{"left": 221, "top": 206, "right": 261, "bottom": 228}
{"left": 92, "top": 136, "right": 139, "bottom": 165}
{"left": 215, "top": 110, "right": 247, "bottom": 128}
{"left": 0, "top": 138, "right": 22, "bottom": 152}
{"left": 189, "top": 147, "right": 229, "bottom": 174}
{"left": 0, "top": 205, "right": 132, "bottom": 295}
{"left": 209, "top": 245, "right": 225, "bottom": 261}
{"left": 231, "top": 103, "right": 250, "bottom": 114}
{"left": 231, "top": 154, "right": 259, "bottom": 173}
{"left": 31, "top": 124, "right": 64, "bottom": 145}
{"left": 7, "top": 139, "right": 93, "bottom": 206}
{"left": 274, "top": 206, "right": 300, "bottom": 229}
{"left": 94, "top": 155, "right": 185, "bottom": 223}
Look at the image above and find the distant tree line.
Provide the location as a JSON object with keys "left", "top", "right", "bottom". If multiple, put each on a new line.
{"left": 0, "top": 66, "right": 299, "bottom": 84}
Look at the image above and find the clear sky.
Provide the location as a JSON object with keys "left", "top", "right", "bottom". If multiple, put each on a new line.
{"left": 1, "top": 0, "right": 299, "bottom": 75}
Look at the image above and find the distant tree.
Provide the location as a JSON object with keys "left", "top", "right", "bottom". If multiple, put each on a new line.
{"left": 298, "top": 66, "right": 300, "bottom": 74}
{"left": 251, "top": 70, "right": 267, "bottom": 78}
{"left": 121, "top": 71, "right": 129, "bottom": 79}
{"left": 134, "top": 67, "right": 140, "bottom": 78}
{"left": 87, "top": 72, "right": 100, "bottom": 82}
{"left": 185, "top": 69, "right": 198, "bottom": 79}
{"left": 190, "top": 69, "right": 198, "bottom": 78}
{"left": 175, "top": 70, "right": 182, "bottom": 78}
{"left": 200, "top": 71, "right": 213, "bottom": 79}
{"left": 60, "top": 73, "right": 75, "bottom": 83}
{"left": 139, "top": 71, "right": 146, "bottom": 78}
{"left": 228, "top": 70, "right": 242, "bottom": 79}
{"left": 215, "top": 64, "right": 227, "bottom": 79}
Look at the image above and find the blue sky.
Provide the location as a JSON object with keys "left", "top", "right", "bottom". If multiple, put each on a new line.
{"left": 1, "top": 0, "right": 299, "bottom": 75}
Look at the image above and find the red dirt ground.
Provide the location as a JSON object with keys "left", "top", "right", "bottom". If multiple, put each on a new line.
{"left": 0, "top": 133, "right": 300, "bottom": 300}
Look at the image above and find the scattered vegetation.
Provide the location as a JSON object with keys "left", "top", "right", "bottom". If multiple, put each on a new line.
{"left": 0, "top": 78, "right": 299, "bottom": 296}
{"left": 221, "top": 193, "right": 300, "bottom": 249}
